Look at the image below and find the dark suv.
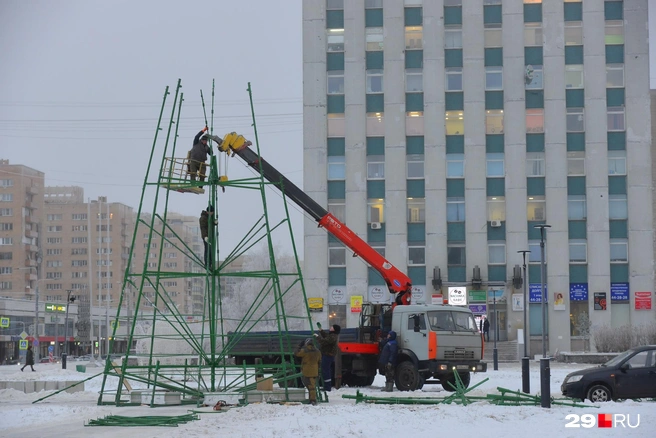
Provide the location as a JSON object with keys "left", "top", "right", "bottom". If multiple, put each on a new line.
{"left": 561, "top": 345, "right": 656, "bottom": 402}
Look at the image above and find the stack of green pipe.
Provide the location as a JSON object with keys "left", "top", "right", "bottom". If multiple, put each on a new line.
{"left": 86, "top": 414, "right": 199, "bottom": 427}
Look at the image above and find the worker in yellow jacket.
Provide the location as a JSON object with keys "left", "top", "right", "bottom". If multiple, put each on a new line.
{"left": 294, "top": 338, "right": 322, "bottom": 405}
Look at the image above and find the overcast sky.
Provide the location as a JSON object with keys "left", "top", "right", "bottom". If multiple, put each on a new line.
{"left": 0, "top": 0, "right": 305, "bottom": 256}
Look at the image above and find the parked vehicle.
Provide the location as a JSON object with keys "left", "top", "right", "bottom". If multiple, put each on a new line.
{"left": 561, "top": 345, "right": 656, "bottom": 402}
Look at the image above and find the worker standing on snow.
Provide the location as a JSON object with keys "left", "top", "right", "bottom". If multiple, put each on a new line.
{"left": 378, "top": 330, "right": 398, "bottom": 392}
{"left": 315, "top": 323, "right": 340, "bottom": 392}
{"left": 295, "top": 338, "right": 322, "bottom": 406}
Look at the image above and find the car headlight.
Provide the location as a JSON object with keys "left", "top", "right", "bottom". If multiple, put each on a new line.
{"left": 566, "top": 375, "right": 583, "bottom": 384}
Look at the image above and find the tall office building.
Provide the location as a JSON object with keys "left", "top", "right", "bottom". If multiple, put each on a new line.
{"left": 302, "top": 0, "right": 653, "bottom": 353}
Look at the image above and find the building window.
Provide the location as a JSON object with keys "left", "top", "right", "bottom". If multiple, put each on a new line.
{"left": 327, "top": 70, "right": 344, "bottom": 94}
{"left": 407, "top": 154, "right": 424, "bottom": 179}
{"left": 328, "top": 155, "right": 345, "bottom": 180}
{"left": 569, "top": 239, "right": 587, "bottom": 263}
{"left": 368, "top": 198, "right": 385, "bottom": 223}
{"left": 484, "top": 23, "right": 502, "bottom": 47}
{"left": 528, "top": 240, "right": 541, "bottom": 263}
{"left": 486, "top": 153, "right": 505, "bottom": 177}
{"left": 525, "top": 65, "right": 543, "bottom": 89}
{"left": 367, "top": 155, "right": 385, "bottom": 179}
{"left": 445, "top": 111, "right": 464, "bottom": 135}
{"left": 328, "top": 200, "right": 345, "bottom": 222}
{"left": 527, "top": 196, "right": 546, "bottom": 221}
{"left": 0, "top": 237, "right": 12, "bottom": 245}
{"left": 445, "top": 26, "right": 462, "bottom": 49}
{"left": 405, "top": 26, "right": 423, "bottom": 50}
{"left": 366, "top": 113, "right": 385, "bottom": 136}
{"left": 371, "top": 244, "right": 385, "bottom": 257}
{"left": 47, "top": 237, "right": 61, "bottom": 244}
{"left": 526, "top": 109, "right": 544, "bottom": 133}
{"left": 406, "top": 112, "right": 424, "bottom": 136}
{"left": 607, "top": 106, "right": 625, "bottom": 132}
{"left": 72, "top": 237, "right": 87, "bottom": 244}
{"left": 0, "top": 179, "right": 13, "bottom": 187}
{"left": 367, "top": 69, "right": 384, "bottom": 93}
{"left": 487, "top": 196, "right": 506, "bottom": 221}
{"left": 366, "top": 28, "right": 384, "bottom": 51}
{"left": 568, "top": 195, "right": 587, "bottom": 220}
{"left": 329, "top": 241, "right": 346, "bottom": 267}
{"left": 447, "top": 197, "right": 465, "bottom": 222}
{"left": 447, "top": 243, "right": 466, "bottom": 266}
{"left": 606, "top": 64, "right": 624, "bottom": 88}
{"left": 446, "top": 154, "right": 464, "bottom": 178}
{"left": 407, "top": 198, "right": 425, "bottom": 223}
{"left": 608, "top": 150, "right": 626, "bottom": 176}
{"left": 485, "top": 110, "right": 504, "bottom": 134}
{"left": 565, "top": 21, "right": 583, "bottom": 45}
{"left": 408, "top": 244, "right": 426, "bottom": 266}
{"left": 566, "top": 108, "right": 585, "bottom": 132}
{"left": 610, "top": 239, "right": 628, "bottom": 262}
{"left": 0, "top": 209, "right": 13, "bottom": 217}
{"left": 328, "top": 114, "right": 345, "bottom": 137}
{"left": 406, "top": 68, "right": 423, "bottom": 92}
{"left": 609, "top": 195, "right": 628, "bottom": 220}
{"left": 485, "top": 67, "right": 503, "bottom": 90}
{"left": 366, "top": 0, "right": 383, "bottom": 7}
{"left": 327, "top": 28, "right": 344, "bottom": 52}
{"left": 565, "top": 65, "right": 584, "bottom": 88}
{"left": 488, "top": 242, "right": 506, "bottom": 265}
{"left": 605, "top": 20, "right": 624, "bottom": 45}
{"left": 445, "top": 68, "right": 463, "bottom": 91}
{"left": 47, "top": 214, "right": 62, "bottom": 221}
{"left": 568, "top": 151, "right": 585, "bottom": 176}
{"left": 47, "top": 225, "right": 62, "bottom": 232}
{"left": 524, "top": 23, "right": 543, "bottom": 46}
{"left": 526, "top": 152, "right": 545, "bottom": 176}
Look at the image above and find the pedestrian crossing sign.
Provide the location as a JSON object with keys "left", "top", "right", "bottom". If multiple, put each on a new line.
{"left": 19, "top": 340, "right": 28, "bottom": 350}
{"left": 0, "top": 317, "right": 8, "bottom": 328}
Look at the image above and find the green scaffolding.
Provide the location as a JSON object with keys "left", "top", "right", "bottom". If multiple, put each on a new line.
{"left": 98, "top": 80, "right": 315, "bottom": 407}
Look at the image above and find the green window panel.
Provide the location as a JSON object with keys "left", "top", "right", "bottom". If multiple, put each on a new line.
{"left": 327, "top": 138, "right": 345, "bottom": 156}
{"left": 444, "top": 6, "right": 462, "bottom": 25}
{"left": 524, "top": 47, "right": 543, "bottom": 66}
{"left": 564, "top": 2, "right": 583, "bottom": 21}
{"left": 407, "top": 267, "right": 426, "bottom": 286}
{"left": 447, "top": 179, "right": 465, "bottom": 197}
{"left": 569, "top": 265, "right": 587, "bottom": 284}
{"left": 605, "top": 45, "right": 624, "bottom": 64}
{"left": 448, "top": 266, "right": 466, "bottom": 283}
{"left": 488, "top": 265, "right": 506, "bottom": 282}
{"left": 609, "top": 220, "right": 627, "bottom": 239}
{"left": 484, "top": 5, "right": 502, "bottom": 24}
{"left": 407, "top": 179, "right": 425, "bottom": 198}
{"left": 366, "top": 51, "right": 384, "bottom": 69}
{"left": 367, "top": 137, "right": 385, "bottom": 155}
{"left": 567, "top": 176, "right": 586, "bottom": 196}
{"left": 566, "top": 89, "right": 584, "bottom": 108}
{"left": 527, "top": 177, "right": 545, "bottom": 196}
{"left": 604, "top": 1, "right": 623, "bottom": 20}
{"left": 404, "top": 7, "right": 423, "bottom": 26}
{"left": 445, "top": 92, "right": 464, "bottom": 110}
{"left": 368, "top": 223, "right": 386, "bottom": 243}
{"left": 445, "top": 49, "right": 463, "bottom": 68}
{"left": 407, "top": 136, "right": 424, "bottom": 155}
{"left": 367, "top": 180, "right": 385, "bottom": 198}
{"left": 446, "top": 135, "right": 464, "bottom": 154}
{"left": 487, "top": 222, "right": 506, "bottom": 240}
{"left": 525, "top": 90, "right": 544, "bottom": 109}
{"left": 608, "top": 176, "right": 626, "bottom": 195}
{"left": 484, "top": 48, "right": 503, "bottom": 67}
{"left": 567, "top": 133, "right": 585, "bottom": 152}
{"left": 327, "top": 95, "right": 345, "bottom": 114}
{"left": 366, "top": 93, "right": 385, "bottom": 113}
{"left": 406, "top": 93, "right": 424, "bottom": 112}
{"left": 568, "top": 220, "right": 587, "bottom": 239}
{"left": 368, "top": 268, "right": 386, "bottom": 285}
{"left": 528, "top": 264, "right": 542, "bottom": 283}
{"left": 486, "top": 134, "right": 504, "bottom": 153}
{"left": 447, "top": 222, "right": 465, "bottom": 241}
{"left": 607, "top": 132, "right": 626, "bottom": 151}
{"left": 407, "top": 223, "right": 425, "bottom": 242}
{"left": 328, "top": 181, "right": 345, "bottom": 199}
{"left": 528, "top": 221, "right": 547, "bottom": 240}
{"left": 327, "top": 52, "right": 345, "bottom": 71}
{"left": 610, "top": 263, "right": 628, "bottom": 283}
{"left": 405, "top": 50, "right": 423, "bottom": 69}
{"left": 526, "top": 133, "right": 545, "bottom": 152}
{"left": 328, "top": 267, "right": 346, "bottom": 286}
{"left": 606, "top": 88, "right": 625, "bottom": 107}
{"left": 365, "top": 9, "right": 383, "bottom": 27}
{"left": 486, "top": 178, "right": 505, "bottom": 196}
{"left": 524, "top": 4, "right": 542, "bottom": 23}
{"left": 485, "top": 91, "right": 504, "bottom": 110}
{"left": 326, "top": 10, "right": 344, "bottom": 29}
{"left": 565, "top": 46, "right": 584, "bottom": 64}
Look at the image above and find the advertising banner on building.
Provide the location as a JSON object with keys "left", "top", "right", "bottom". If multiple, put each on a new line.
{"left": 529, "top": 284, "right": 547, "bottom": 303}
{"left": 594, "top": 292, "right": 607, "bottom": 310}
{"left": 554, "top": 293, "right": 565, "bottom": 311}
{"left": 411, "top": 285, "right": 425, "bottom": 303}
{"left": 308, "top": 297, "right": 324, "bottom": 312}
{"left": 368, "top": 286, "right": 386, "bottom": 304}
{"left": 448, "top": 287, "right": 467, "bottom": 306}
{"left": 350, "top": 295, "right": 363, "bottom": 313}
{"left": 610, "top": 283, "right": 629, "bottom": 301}
{"left": 328, "top": 286, "right": 346, "bottom": 304}
{"left": 635, "top": 292, "right": 652, "bottom": 310}
{"left": 512, "top": 294, "right": 524, "bottom": 311}
{"left": 569, "top": 283, "right": 588, "bottom": 301}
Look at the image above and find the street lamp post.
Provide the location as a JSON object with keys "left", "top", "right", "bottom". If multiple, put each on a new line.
{"left": 534, "top": 224, "right": 551, "bottom": 408}
{"left": 518, "top": 250, "right": 531, "bottom": 394}
{"left": 62, "top": 290, "right": 74, "bottom": 369}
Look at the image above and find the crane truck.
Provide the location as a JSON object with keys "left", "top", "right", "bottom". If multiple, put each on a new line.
{"left": 211, "top": 132, "right": 487, "bottom": 391}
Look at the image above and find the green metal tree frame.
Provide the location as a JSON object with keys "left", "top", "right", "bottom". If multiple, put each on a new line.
{"left": 98, "top": 80, "right": 314, "bottom": 406}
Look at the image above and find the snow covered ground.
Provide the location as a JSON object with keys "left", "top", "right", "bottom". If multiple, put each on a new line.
{"left": 0, "top": 360, "right": 652, "bottom": 438}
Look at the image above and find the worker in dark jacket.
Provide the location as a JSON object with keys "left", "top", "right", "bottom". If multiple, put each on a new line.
{"left": 189, "top": 126, "right": 212, "bottom": 185}
{"left": 199, "top": 205, "right": 216, "bottom": 269}
{"left": 294, "top": 338, "right": 322, "bottom": 405}
{"left": 378, "top": 330, "right": 398, "bottom": 392}
{"left": 315, "top": 323, "right": 340, "bottom": 392}
{"left": 21, "top": 345, "right": 35, "bottom": 372}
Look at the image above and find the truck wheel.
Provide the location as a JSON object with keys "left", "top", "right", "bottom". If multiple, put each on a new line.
{"left": 395, "top": 361, "right": 421, "bottom": 391}
{"left": 441, "top": 372, "right": 470, "bottom": 392}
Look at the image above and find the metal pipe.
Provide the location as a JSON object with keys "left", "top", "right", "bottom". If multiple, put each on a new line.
{"left": 534, "top": 224, "right": 551, "bottom": 408}
{"left": 518, "top": 250, "right": 531, "bottom": 394}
